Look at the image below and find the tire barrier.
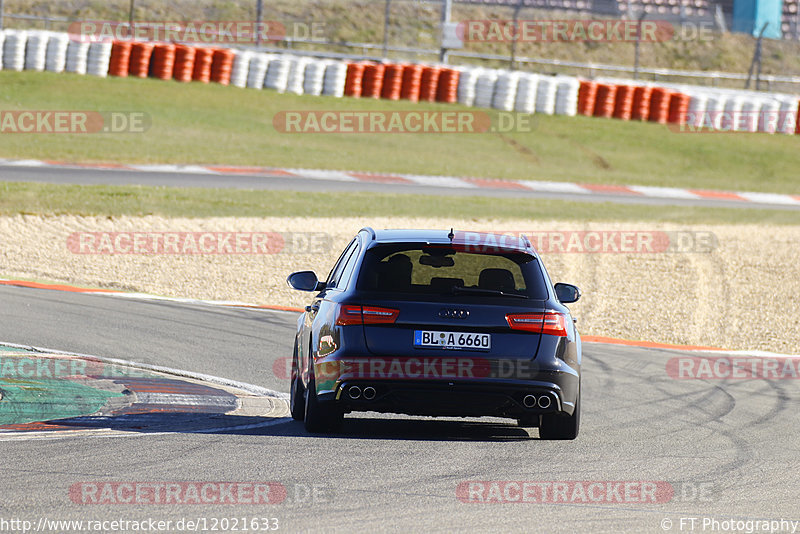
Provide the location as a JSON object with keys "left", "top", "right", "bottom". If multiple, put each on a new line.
{"left": 401, "top": 64, "right": 424, "bottom": 102}
{"left": 45, "top": 33, "right": 69, "bottom": 73}
{"left": 86, "top": 41, "right": 112, "bottom": 77}
{"left": 65, "top": 40, "right": 89, "bottom": 75}
{"left": 25, "top": 31, "right": 48, "bottom": 72}
{"left": 419, "top": 66, "right": 441, "bottom": 102}
{"left": 109, "top": 41, "right": 132, "bottom": 77}
{"left": 129, "top": 42, "right": 154, "bottom": 78}
{"left": 3, "top": 30, "right": 27, "bottom": 71}
{"left": 151, "top": 43, "right": 176, "bottom": 81}
{"left": 173, "top": 45, "right": 195, "bottom": 83}
{"left": 381, "top": 63, "right": 404, "bottom": 100}
{"left": 436, "top": 68, "right": 459, "bottom": 103}
{"left": 4, "top": 30, "right": 798, "bottom": 135}
{"left": 192, "top": 47, "right": 214, "bottom": 83}
{"left": 362, "top": 63, "right": 385, "bottom": 99}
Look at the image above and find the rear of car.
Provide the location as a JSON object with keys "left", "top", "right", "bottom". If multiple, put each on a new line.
{"left": 288, "top": 229, "right": 582, "bottom": 439}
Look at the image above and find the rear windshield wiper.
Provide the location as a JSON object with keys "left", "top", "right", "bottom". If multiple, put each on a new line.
{"left": 451, "top": 286, "right": 528, "bottom": 299}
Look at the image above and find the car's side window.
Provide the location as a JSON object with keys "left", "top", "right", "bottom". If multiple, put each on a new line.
{"left": 337, "top": 241, "right": 362, "bottom": 289}
{"left": 326, "top": 238, "right": 358, "bottom": 289}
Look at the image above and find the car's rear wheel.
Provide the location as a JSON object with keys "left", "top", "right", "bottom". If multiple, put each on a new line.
{"left": 539, "top": 389, "right": 580, "bottom": 440}
{"left": 289, "top": 348, "right": 305, "bottom": 421}
{"left": 303, "top": 377, "right": 343, "bottom": 433}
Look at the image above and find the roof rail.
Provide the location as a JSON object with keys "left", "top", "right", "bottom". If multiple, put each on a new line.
{"left": 359, "top": 227, "right": 377, "bottom": 240}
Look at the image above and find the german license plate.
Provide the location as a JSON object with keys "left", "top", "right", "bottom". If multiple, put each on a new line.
{"left": 413, "top": 330, "right": 491, "bottom": 350}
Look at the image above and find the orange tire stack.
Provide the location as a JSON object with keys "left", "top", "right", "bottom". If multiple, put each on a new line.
{"left": 419, "top": 66, "right": 441, "bottom": 102}
{"left": 577, "top": 81, "right": 598, "bottom": 116}
{"left": 435, "top": 68, "right": 459, "bottom": 103}
{"left": 381, "top": 64, "right": 404, "bottom": 100}
{"left": 667, "top": 93, "right": 691, "bottom": 124}
{"left": 128, "top": 42, "right": 154, "bottom": 78}
{"left": 613, "top": 85, "right": 635, "bottom": 120}
{"left": 593, "top": 84, "right": 617, "bottom": 118}
{"left": 344, "top": 63, "right": 366, "bottom": 98}
{"left": 400, "top": 64, "right": 423, "bottom": 102}
{"left": 109, "top": 41, "right": 132, "bottom": 77}
{"left": 173, "top": 45, "right": 195, "bottom": 82}
{"left": 362, "top": 63, "right": 385, "bottom": 99}
{"left": 210, "top": 48, "right": 235, "bottom": 85}
{"left": 631, "top": 86, "right": 653, "bottom": 121}
{"left": 648, "top": 88, "right": 672, "bottom": 124}
{"left": 150, "top": 43, "right": 176, "bottom": 81}
{"left": 192, "top": 48, "right": 214, "bottom": 83}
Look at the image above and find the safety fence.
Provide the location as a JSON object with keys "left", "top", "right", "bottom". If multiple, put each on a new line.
{"left": 2, "top": 29, "right": 798, "bottom": 134}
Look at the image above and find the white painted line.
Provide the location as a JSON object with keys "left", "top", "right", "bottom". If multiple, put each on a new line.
{"left": 0, "top": 341, "right": 290, "bottom": 400}
{"left": 628, "top": 185, "right": 703, "bottom": 200}
{"left": 738, "top": 192, "right": 800, "bottom": 206}
{"left": 134, "top": 393, "right": 239, "bottom": 407}
{"left": 693, "top": 349, "right": 800, "bottom": 357}
{"left": 399, "top": 175, "right": 477, "bottom": 188}
{"left": 0, "top": 159, "right": 47, "bottom": 167}
{"left": 516, "top": 180, "right": 590, "bottom": 194}
{"left": 126, "top": 164, "right": 218, "bottom": 174}
{"left": 285, "top": 168, "right": 359, "bottom": 181}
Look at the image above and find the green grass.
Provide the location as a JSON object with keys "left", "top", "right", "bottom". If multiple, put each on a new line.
{"left": 2, "top": 182, "right": 798, "bottom": 224}
{"left": 0, "top": 72, "right": 797, "bottom": 194}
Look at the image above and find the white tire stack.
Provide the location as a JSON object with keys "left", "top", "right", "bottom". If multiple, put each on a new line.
{"left": 492, "top": 71, "right": 519, "bottom": 111}
{"left": 65, "top": 40, "right": 90, "bottom": 74}
{"left": 777, "top": 98, "right": 798, "bottom": 135}
{"left": 554, "top": 76, "right": 580, "bottom": 116}
{"left": 302, "top": 59, "right": 327, "bottom": 96}
{"left": 704, "top": 94, "right": 727, "bottom": 130}
{"left": 456, "top": 67, "right": 481, "bottom": 107}
{"left": 24, "top": 31, "right": 49, "bottom": 71}
{"left": 687, "top": 93, "right": 708, "bottom": 127}
{"left": 286, "top": 56, "right": 311, "bottom": 94}
{"left": 246, "top": 53, "right": 271, "bottom": 89}
{"left": 322, "top": 61, "right": 347, "bottom": 97}
{"left": 45, "top": 32, "right": 70, "bottom": 73}
{"left": 473, "top": 70, "right": 498, "bottom": 108}
{"left": 3, "top": 30, "right": 28, "bottom": 72}
{"left": 230, "top": 50, "right": 252, "bottom": 88}
{"left": 514, "top": 73, "right": 538, "bottom": 113}
{"left": 535, "top": 75, "right": 557, "bottom": 115}
{"left": 757, "top": 99, "right": 780, "bottom": 133}
{"left": 86, "top": 40, "right": 112, "bottom": 77}
{"left": 723, "top": 96, "right": 745, "bottom": 131}
{"left": 264, "top": 56, "right": 290, "bottom": 92}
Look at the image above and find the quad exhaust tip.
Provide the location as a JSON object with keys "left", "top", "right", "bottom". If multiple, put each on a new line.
{"left": 348, "top": 385, "right": 362, "bottom": 400}
{"left": 522, "top": 395, "right": 537, "bottom": 408}
{"left": 363, "top": 386, "right": 377, "bottom": 400}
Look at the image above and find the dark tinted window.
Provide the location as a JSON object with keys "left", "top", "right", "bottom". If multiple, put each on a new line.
{"left": 357, "top": 243, "right": 548, "bottom": 299}
{"left": 327, "top": 238, "right": 358, "bottom": 289}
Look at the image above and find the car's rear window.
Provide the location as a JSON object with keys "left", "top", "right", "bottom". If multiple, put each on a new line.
{"left": 356, "top": 243, "right": 549, "bottom": 299}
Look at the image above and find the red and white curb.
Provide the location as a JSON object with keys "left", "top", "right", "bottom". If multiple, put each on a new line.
{"left": 3, "top": 158, "right": 800, "bottom": 207}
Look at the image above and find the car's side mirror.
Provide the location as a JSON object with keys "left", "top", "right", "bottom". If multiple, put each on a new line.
{"left": 287, "top": 271, "right": 326, "bottom": 292}
{"left": 554, "top": 283, "right": 581, "bottom": 303}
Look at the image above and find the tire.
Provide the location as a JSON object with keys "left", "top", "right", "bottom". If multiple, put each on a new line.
{"left": 303, "top": 377, "right": 343, "bottom": 433}
{"left": 539, "top": 389, "right": 580, "bottom": 440}
{"left": 289, "top": 348, "right": 305, "bottom": 421}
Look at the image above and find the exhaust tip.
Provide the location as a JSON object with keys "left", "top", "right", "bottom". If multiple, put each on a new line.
{"left": 362, "top": 386, "right": 376, "bottom": 400}
{"left": 537, "top": 395, "right": 552, "bottom": 409}
{"left": 522, "top": 395, "right": 537, "bottom": 408}
{"left": 347, "top": 385, "right": 362, "bottom": 400}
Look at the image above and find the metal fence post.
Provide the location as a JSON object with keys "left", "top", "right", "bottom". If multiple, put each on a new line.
{"left": 439, "top": 0, "right": 452, "bottom": 64}
{"left": 383, "top": 0, "right": 391, "bottom": 58}
{"left": 256, "top": 0, "right": 263, "bottom": 48}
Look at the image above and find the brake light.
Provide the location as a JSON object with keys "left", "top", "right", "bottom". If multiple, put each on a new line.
{"left": 336, "top": 305, "right": 399, "bottom": 326}
{"left": 506, "top": 311, "right": 568, "bottom": 337}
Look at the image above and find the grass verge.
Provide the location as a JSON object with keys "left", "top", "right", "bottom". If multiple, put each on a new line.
{"left": 0, "top": 72, "right": 797, "bottom": 194}
{"left": 2, "top": 182, "right": 799, "bottom": 224}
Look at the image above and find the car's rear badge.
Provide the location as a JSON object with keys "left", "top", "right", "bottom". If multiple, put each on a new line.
{"left": 438, "top": 308, "right": 469, "bottom": 319}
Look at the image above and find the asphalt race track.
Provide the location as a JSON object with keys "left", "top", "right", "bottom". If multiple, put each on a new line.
{"left": 1, "top": 284, "right": 798, "bottom": 532}
{"left": 3, "top": 162, "right": 799, "bottom": 211}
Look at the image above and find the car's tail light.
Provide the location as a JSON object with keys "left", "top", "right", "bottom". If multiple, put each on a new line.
{"left": 336, "top": 305, "right": 399, "bottom": 326}
{"left": 506, "top": 311, "right": 568, "bottom": 337}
